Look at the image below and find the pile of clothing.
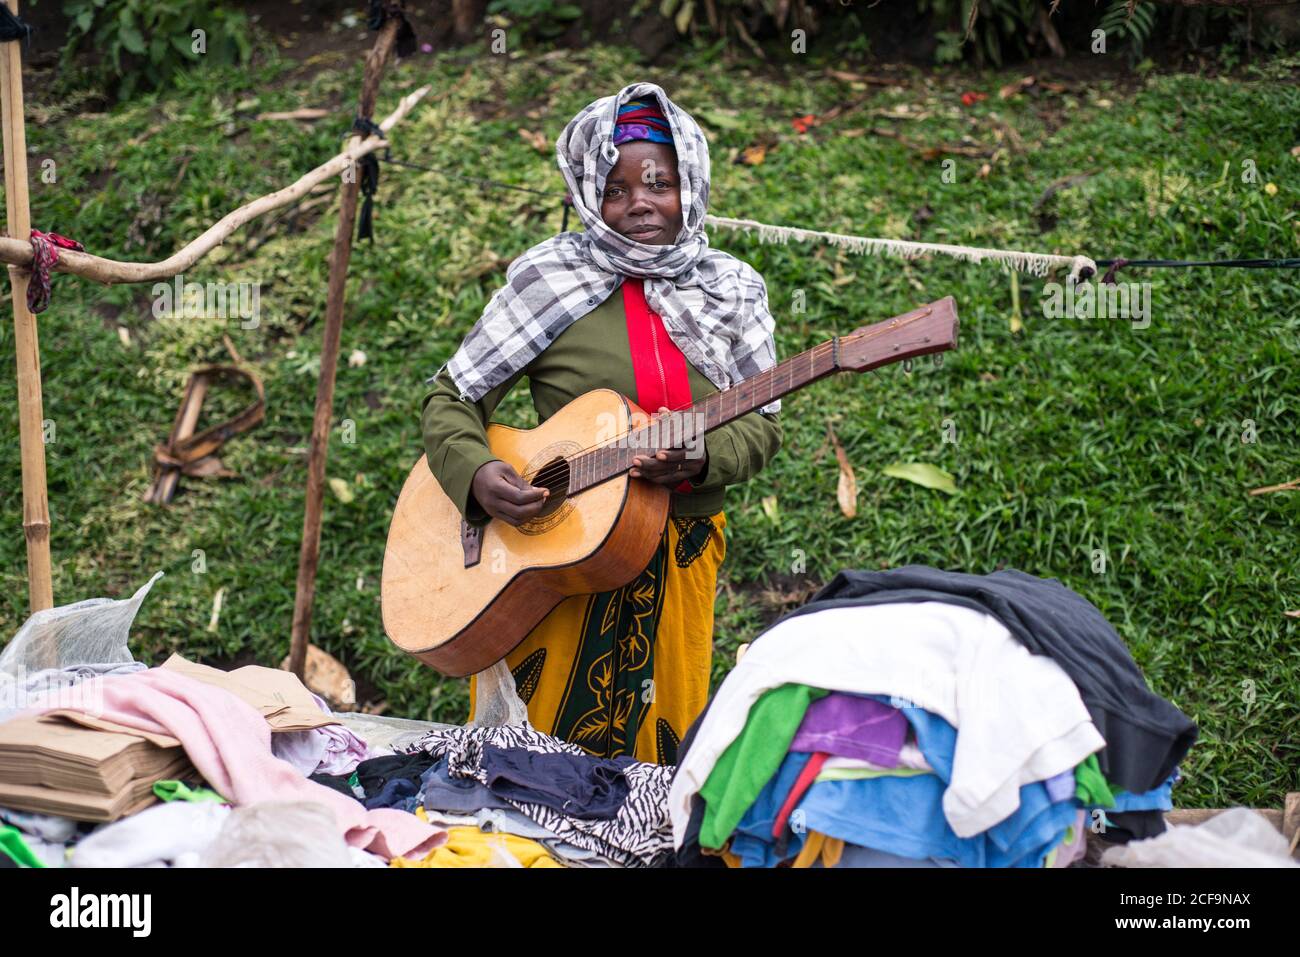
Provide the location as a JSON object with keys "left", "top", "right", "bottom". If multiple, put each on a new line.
{"left": 668, "top": 567, "right": 1198, "bottom": 868}
{"left": 0, "top": 565, "right": 1213, "bottom": 870}
{"left": 313, "top": 724, "right": 674, "bottom": 867}
{"left": 0, "top": 580, "right": 674, "bottom": 869}
{"left": 0, "top": 660, "right": 442, "bottom": 868}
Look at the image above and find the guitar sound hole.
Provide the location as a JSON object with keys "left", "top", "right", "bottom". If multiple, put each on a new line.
{"left": 528, "top": 456, "right": 569, "bottom": 519}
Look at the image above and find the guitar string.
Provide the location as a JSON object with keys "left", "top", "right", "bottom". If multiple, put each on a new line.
{"left": 526, "top": 320, "right": 942, "bottom": 494}
{"left": 526, "top": 336, "right": 851, "bottom": 487}
{"left": 525, "top": 312, "right": 941, "bottom": 493}
{"left": 524, "top": 319, "right": 937, "bottom": 494}
{"left": 522, "top": 336, "right": 838, "bottom": 493}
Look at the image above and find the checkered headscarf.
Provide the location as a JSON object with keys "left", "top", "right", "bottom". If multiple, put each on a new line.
{"left": 434, "top": 82, "right": 780, "bottom": 415}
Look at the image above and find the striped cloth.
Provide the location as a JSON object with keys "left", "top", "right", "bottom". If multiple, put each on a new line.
{"left": 406, "top": 723, "right": 676, "bottom": 867}
{"left": 433, "top": 81, "right": 780, "bottom": 415}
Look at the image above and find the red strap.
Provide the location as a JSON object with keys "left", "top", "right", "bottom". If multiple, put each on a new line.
{"left": 622, "top": 278, "right": 695, "bottom": 493}
{"left": 773, "top": 751, "right": 831, "bottom": 840}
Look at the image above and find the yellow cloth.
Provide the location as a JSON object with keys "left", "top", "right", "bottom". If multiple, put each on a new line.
{"left": 391, "top": 826, "right": 561, "bottom": 869}
{"left": 470, "top": 511, "right": 726, "bottom": 765}
{"left": 791, "top": 831, "right": 844, "bottom": 869}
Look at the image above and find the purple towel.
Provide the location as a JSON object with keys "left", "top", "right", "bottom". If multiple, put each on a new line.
{"left": 1043, "top": 770, "right": 1077, "bottom": 803}
{"left": 789, "top": 693, "right": 907, "bottom": 767}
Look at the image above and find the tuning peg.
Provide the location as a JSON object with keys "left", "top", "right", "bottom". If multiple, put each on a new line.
{"left": 932, "top": 352, "right": 944, "bottom": 368}
{"left": 902, "top": 358, "right": 913, "bottom": 374}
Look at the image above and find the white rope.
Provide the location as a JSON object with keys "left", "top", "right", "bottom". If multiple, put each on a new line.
{"left": 706, "top": 214, "right": 1096, "bottom": 282}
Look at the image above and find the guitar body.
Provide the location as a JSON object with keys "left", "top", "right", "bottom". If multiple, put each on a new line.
{"left": 381, "top": 388, "right": 670, "bottom": 677}
{"left": 383, "top": 296, "right": 959, "bottom": 680}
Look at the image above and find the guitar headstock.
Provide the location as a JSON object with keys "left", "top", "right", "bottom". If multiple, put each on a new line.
{"left": 837, "top": 296, "right": 959, "bottom": 373}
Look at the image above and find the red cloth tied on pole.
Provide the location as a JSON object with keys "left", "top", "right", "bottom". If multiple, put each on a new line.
{"left": 27, "top": 229, "right": 84, "bottom": 314}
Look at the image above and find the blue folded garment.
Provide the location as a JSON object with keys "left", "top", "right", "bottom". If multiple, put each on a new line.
{"left": 362, "top": 776, "right": 419, "bottom": 811}
{"left": 730, "top": 699, "right": 1077, "bottom": 868}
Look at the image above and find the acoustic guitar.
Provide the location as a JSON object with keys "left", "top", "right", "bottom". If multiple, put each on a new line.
{"left": 382, "top": 296, "right": 958, "bottom": 677}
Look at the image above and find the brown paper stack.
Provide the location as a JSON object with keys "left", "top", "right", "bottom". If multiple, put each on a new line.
{"left": 0, "top": 716, "right": 193, "bottom": 822}
{"left": 0, "top": 655, "right": 337, "bottom": 822}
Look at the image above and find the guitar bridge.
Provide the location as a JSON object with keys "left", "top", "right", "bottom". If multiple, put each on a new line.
{"left": 461, "top": 519, "right": 483, "bottom": 568}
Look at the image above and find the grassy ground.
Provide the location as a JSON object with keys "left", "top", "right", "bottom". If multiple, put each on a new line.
{"left": 1, "top": 40, "right": 1297, "bottom": 808}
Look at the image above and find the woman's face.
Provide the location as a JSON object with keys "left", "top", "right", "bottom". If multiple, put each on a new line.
{"left": 599, "top": 140, "right": 684, "bottom": 246}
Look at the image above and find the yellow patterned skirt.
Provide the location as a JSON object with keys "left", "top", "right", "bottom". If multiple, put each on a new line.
{"left": 468, "top": 511, "right": 726, "bottom": 766}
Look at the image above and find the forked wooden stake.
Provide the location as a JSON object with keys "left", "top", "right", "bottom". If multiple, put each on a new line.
{"left": 287, "top": 16, "right": 405, "bottom": 680}
{"left": 0, "top": 86, "right": 429, "bottom": 281}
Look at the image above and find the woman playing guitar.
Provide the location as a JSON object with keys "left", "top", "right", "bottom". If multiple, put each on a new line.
{"left": 420, "top": 84, "right": 782, "bottom": 765}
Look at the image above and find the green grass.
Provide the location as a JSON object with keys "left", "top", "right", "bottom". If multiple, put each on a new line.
{"left": 2, "top": 40, "right": 1298, "bottom": 808}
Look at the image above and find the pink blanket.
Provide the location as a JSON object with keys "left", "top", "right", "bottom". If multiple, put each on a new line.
{"left": 37, "top": 668, "right": 443, "bottom": 860}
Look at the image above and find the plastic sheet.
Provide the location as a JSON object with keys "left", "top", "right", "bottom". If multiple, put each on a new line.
{"left": 1101, "top": 808, "right": 1299, "bottom": 868}
{"left": 332, "top": 712, "right": 456, "bottom": 755}
{"left": 0, "top": 571, "right": 163, "bottom": 678}
{"left": 199, "top": 801, "right": 353, "bottom": 868}
{"left": 468, "top": 658, "right": 529, "bottom": 728}
{"left": 485, "top": 836, "right": 525, "bottom": 868}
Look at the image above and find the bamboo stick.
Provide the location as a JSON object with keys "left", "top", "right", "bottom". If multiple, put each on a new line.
{"left": 0, "top": 2, "right": 53, "bottom": 613}
{"left": 0, "top": 85, "right": 430, "bottom": 283}
{"left": 288, "top": 17, "right": 404, "bottom": 680}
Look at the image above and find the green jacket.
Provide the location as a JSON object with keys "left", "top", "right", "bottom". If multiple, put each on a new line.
{"left": 421, "top": 289, "right": 782, "bottom": 525}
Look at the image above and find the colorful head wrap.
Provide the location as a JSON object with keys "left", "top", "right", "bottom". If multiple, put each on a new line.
{"left": 613, "top": 98, "right": 674, "bottom": 147}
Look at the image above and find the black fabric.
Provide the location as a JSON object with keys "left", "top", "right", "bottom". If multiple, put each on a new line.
{"left": 354, "top": 752, "right": 437, "bottom": 798}
{"left": 673, "top": 782, "right": 726, "bottom": 868}
{"left": 309, "top": 771, "right": 359, "bottom": 799}
{"left": 356, "top": 153, "right": 379, "bottom": 242}
{"left": 1100, "top": 810, "right": 1167, "bottom": 844}
{"left": 480, "top": 746, "right": 633, "bottom": 820}
{"left": 672, "top": 704, "right": 723, "bottom": 867}
{"left": 0, "top": 4, "right": 32, "bottom": 45}
{"left": 776, "top": 567, "right": 1196, "bottom": 795}
{"left": 351, "top": 116, "right": 384, "bottom": 243}
{"left": 367, "top": 0, "right": 418, "bottom": 57}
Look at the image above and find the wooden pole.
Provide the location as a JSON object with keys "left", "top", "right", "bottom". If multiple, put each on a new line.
{"left": 288, "top": 17, "right": 402, "bottom": 679}
{"left": 0, "top": 2, "right": 53, "bottom": 613}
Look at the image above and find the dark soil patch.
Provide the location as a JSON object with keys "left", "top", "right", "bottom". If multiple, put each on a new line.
{"left": 733, "top": 571, "right": 825, "bottom": 630}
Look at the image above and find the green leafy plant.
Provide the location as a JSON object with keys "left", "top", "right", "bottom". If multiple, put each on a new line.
{"left": 651, "top": 0, "right": 822, "bottom": 51}
{"left": 60, "top": 0, "right": 251, "bottom": 100}
{"left": 920, "top": 0, "right": 1038, "bottom": 67}
{"left": 1098, "top": 0, "right": 1158, "bottom": 63}
{"left": 934, "top": 29, "right": 966, "bottom": 64}
{"left": 487, "top": 0, "right": 583, "bottom": 39}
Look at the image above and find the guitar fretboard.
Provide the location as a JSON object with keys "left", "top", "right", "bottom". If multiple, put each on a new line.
{"left": 563, "top": 338, "right": 842, "bottom": 495}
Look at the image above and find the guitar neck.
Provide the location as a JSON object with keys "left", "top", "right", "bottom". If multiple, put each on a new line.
{"left": 565, "top": 338, "right": 841, "bottom": 495}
